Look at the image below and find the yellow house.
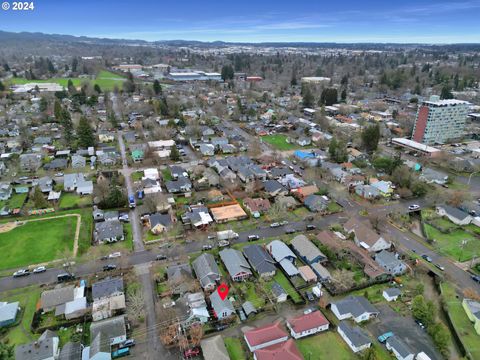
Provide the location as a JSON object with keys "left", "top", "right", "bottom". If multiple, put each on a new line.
{"left": 462, "top": 298, "right": 480, "bottom": 335}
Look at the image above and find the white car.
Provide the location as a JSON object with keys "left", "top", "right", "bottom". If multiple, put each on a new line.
{"left": 108, "top": 252, "right": 122, "bottom": 258}
{"left": 13, "top": 269, "right": 30, "bottom": 277}
{"left": 408, "top": 204, "right": 420, "bottom": 211}
{"left": 62, "top": 261, "right": 76, "bottom": 267}
{"left": 163, "top": 300, "right": 176, "bottom": 309}
{"left": 33, "top": 266, "right": 47, "bottom": 274}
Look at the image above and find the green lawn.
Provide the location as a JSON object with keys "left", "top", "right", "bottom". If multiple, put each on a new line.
{"left": 0, "top": 286, "right": 41, "bottom": 346}
{"left": 58, "top": 193, "right": 92, "bottom": 209}
{"left": 262, "top": 134, "right": 300, "bottom": 151}
{"left": 440, "top": 283, "right": 480, "bottom": 360}
{"left": 424, "top": 224, "right": 479, "bottom": 262}
{"left": 465, "top": 224, "right": 480, "bottom": 235}
{"left": 297, "top": 332, "right": 356, "bottom": 360}
{"left": 238, "top": 282, "right": 265, "bottom": 307}
{"left": 326, "top": 202, "right": 343, "bottom": 214}
{"left": 224, "top": 337, "right": 247, "bottom": 360}
{"left": 7, "top": 193, "right": 28, "bottom": 209}
{"left": 428, "top": 217, "right": 459, "bottom": 232}
{"left": 0, "top": 216, "right": 77, "bottom": 270}
{"left": 131, "top": 171, "right": 144, "bottom": 182}
{"left": 7, "top": 70, "right": 126, "bottom": 91}
{"left": 162, "top": 169, "right": 172, "bottom": 182}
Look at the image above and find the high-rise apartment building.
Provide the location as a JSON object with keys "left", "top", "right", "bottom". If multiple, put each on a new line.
{"left": 412, "top": 95, "right": 470, "bottom": 144}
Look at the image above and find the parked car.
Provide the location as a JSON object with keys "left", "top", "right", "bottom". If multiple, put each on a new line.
{"left": 421, "top": 254, "right": 432, "bottom": 262}
{"left": 408, "top": 204, "right": 420, "bottom": 211}
{"left": 33, "top": 266, "right": 47, "bottom": 274}
{"left": 57, "top": 273, "right": 75, "bottom": 282}
{"left": 434, "top": 263, "right": 445, "bottom": 271}
{"left": 270, "top": 222, "right": 280, "bottom": 228}
{"left": 207, "top": 235, "right": 216, "bottom": 240}
{"left": 163, "top": 300, "right": 176, "bottom": 309}
{"left": 156, "top": 254, "right": 167, "bottom": 261}
{"left": 218, "top": 240, "right": 230, "bottom": 247}
{"left": 279, "top": 220, "right": 289, "bottom": 226}
{"left": 13, "top": 269, "right": 30, "bottom": 277}
{"left": 306, "top": 224, "right": 316, "bottom": 231}
{"left": 215, "top": 324, "right": 228, "bottom": 331}
{"left": 103, "top": 264, "right": 117, "bottom": 271}
{"left": 119, "top": 213, "right": 129, "bottom": 222}
{"left": 202, "top": 244, "right": 213, "bottom": 251}
{"left": 471, "top": 275, "right": 480, "bottom": 283}
{"left": 108, "top": 252, "right": 122, "bottom": 258}
{"left": 247, "top": 235, "right": 260, "bottom": 241}
{"left": 183, "top": 347, "right": 201, "bottom": 359}
{"left": 62, "top": 261, "right": 76, "bottom": 268}
{"left": 284, "top": 227, "right": 297, "bottom": 234}
{"left": 378, "top": 331, "right": 394, "bottom": 343}
{"left": 415, "top": 319, "right": 426, "bottom": 330}
{"left": 120, "top": 339, "right": 136, "bottom": 348}
{"left": 305, "top": 291, "right": 314, "bottom": 302}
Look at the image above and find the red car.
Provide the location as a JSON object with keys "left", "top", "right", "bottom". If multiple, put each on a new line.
{"left": 183, "top": 347, "right": 201, "bottom": 358}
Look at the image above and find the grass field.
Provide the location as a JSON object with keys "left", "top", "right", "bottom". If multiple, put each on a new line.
{"left": 262, "top": 134, "right": 300, "bottom": 151}
{"left": 297, "top": 332, "right": 356, "bottom": 360}
{"left": 7, "top": 193, "right": 28, "bottom": 209}
{"left": 424, "top": 224, "right": 479, "bottom": 262}
{"left": 0, "top": 286, "right": 41, "bottom": 345}
{"left": 224, "top": 337, "right": 247, "bottom": 360}
{"left": 440, "top": 282, "right": 480, "bottom": 359}
{"left": 7, "top": 70, "right": 126, "bottom": 91}
{"left": 0, "top": 216, "right": 77, "bottom": 270}
{"left": 59, "top": 193, "right": 92, "bottom": 209}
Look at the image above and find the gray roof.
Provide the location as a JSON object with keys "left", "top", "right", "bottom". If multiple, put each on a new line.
{"left": 90, "top": 315, "right": 126, "bottom": 344}
{"left": 59, "top": 342, "right": 82, "bottom": 360}
{"left": 338, "top": 321, "right": 371, "bottom": 347}
{"left": 201, "top": 335, "right": 230, "bottom": 360}
{"left": 89, "top": 332, "right": 110, "bottom": 358}
{"left": 167, "top": 263, "right": 193, "bottom": 283}
{"left": 15, "top": 330, "right": 58, "bottom": 360}
{"left": 263, "top": 180, "right": 286, "bottom": 194}
{"left": 386, "top": 336, "right": 414, "bottom": 357}
{"left": 333, "top": 296, "right": 379, "bottom": 318}
{"left": 267, "top": 240, "right": 297, "bottom": 262}
{"left": 243, "top": 245, "right": 276, "bottom": 275}
{"left": 149, "top": 213, "right": 173, "bottom": 229}
{"left": 439, "top": 204, "right": 471, "bottom": 221}
{"left": 95, "top": 220, "right": 123, "bottom": 240}
{"left": 242, "top": 301, "right": 257, "bottom": 317}
{"left": 384, "top": 287, "right": 402, "bottom": 297}
{"left": 92, "top": 277, "right": 124, "bottom": 300}
{"left": 209, "top": 290, "right": 234, "bottom": 316}
{"left": 271, "top": 282, "right": 287, "bottom": 297}
{"left": 375, "top": 250, "right": 404, "bottom": 269}
{"left": 219, "top": 248, "right": 252, "bottom": 279}
{"left": 41, "top": 286, "right": 75, "bottom": 309}
{"left": 291, "top": 235, "right": 326, "bottom": 264}
{"left": 192, "top": 253, "right": 221, "bottom": 289}
{"left": 0, "top": 301, "right": 19, "bottom": 323}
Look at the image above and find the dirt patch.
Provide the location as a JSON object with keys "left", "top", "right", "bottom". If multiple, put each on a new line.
{"left": 0, "top": 221, "right": 23, "bottom": 233}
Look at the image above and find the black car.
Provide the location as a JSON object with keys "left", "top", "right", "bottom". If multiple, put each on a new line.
{"left": 284, "top": 228, "right": 297, "bottom": 234}
{"left": 247, "top": 235, "right": 260, "bottom": 241}
{"left": 306, "top": 224, "right": 316, "bottom": 231}
{"left": 305, "top": 291, "right": 315, "bottom": 302}
{"left": 472, "top": 275, "right": 480, "bottom": 283}
{"left": 421, "top": 254, "right": 432, "bottom": 262}
{"left": 156, "top": 254, "right": 167, "bottom": 261}
{"left": 103, "top": 264, "right": 117, "bottom": 271}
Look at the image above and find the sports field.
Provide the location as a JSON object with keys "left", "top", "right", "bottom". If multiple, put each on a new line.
{"left": 0, "top": 216, "right": 77, "bottom": 270}
{"left": 7, "top": 70, "right": 126, "bottom": 91}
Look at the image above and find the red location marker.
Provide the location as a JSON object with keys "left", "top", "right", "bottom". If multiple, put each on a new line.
{"left": 217, "top": 283, "right": 229, "bottom": 301}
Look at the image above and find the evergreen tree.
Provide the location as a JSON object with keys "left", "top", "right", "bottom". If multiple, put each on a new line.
{"left": 3, "top": 63, "right": 10, "bottom": 72}
{"left": 0, "top": 80, "right": 4, "bottom": 92}
{"left": 221, "top": 65, "right": 234, "bottom": 81}
{"left": 61, "top": 108, "right": 74, "bottom": 144}
{"left": 0, "top": 341, "right": 14, "bottom": 360}
{"left": 341, "top": 88, "right": 347, "bottom": 102}
{"left": 67, "top": 79, "right": 75, "bottom": 94}
{"left": 440, "top": 85, "right": 453, "bottom": 99}
{"left": 39, "top": 97, "right": 48, "bottom": 112}
{"left": 153, "top": 80, "right": 162, "bottom": 95}
{"left": 290, "top": 73, "right": 297, "bottom": 86}
{"left": 54, "top": 100, "right": 63, "bottom": 121}
{"left": 94, "top": 84, "right": 102, "bottom": 93}
{"left": 302, "top": 85, "right": 314, "bottom": 108}
{"left": 71, "top": 57, "right": 78, "bottom": 72}
{"left": 32, "top": 186, "right": 49, "bottom": 209}
{"left": 319, "top": 88, "right": 338, "bottom": 106}
{"left": 361, "top": 124, "right": 381, "bottom": 153}
{"left": 170, "top": 145, "right": 181, "bottom": 161}
{"left": 77, "top": 117, "right": 95, "bottom": 148}
{"left": 46, "top": 58, "right": 55, "bottom": 73}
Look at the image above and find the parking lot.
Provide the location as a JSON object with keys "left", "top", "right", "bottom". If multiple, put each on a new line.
{"left": 367, "top": 304, "right": 441, "bottom": 360}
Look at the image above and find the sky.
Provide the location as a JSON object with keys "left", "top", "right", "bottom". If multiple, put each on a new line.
{"left": 1, "top": 0, "right": 480, "bottom": 43}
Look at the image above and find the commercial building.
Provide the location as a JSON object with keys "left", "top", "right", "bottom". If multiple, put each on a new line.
{"left": 412, "top": 95, "right": 470, "bottom": 144}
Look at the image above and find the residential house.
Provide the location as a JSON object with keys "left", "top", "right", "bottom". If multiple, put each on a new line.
{"left": 243, "top": 197, "right": 271, "bottom": 215}
{"left": 192, "top": 253, "right": 221, "bottom": 291}
{"left": 209, "top": 290, "right": 235, "bottom": 320}
{"left": 170, "top": 166, "right": 188, "bottom": 180}
{"left": 420, "top": 168, "right": 448, "bottom": 185}
{"left": 199, "top": 144, "right": 215, "bottom": 156}
{"left": 20, "top": 153, "right": 42, "bottom": 172}
{"left": 59, "top": 341, "right": 82, "bottom": 360}
{"left": 184, "top": 292, "right": 210, "bottom": 325}
{"left": 142, "top": 177, "right": 162, "bottom": 194}
{"left": 0, "top": 183, "right": 12, "bottom": 201}
{"left": 91, "top": 277, "right": 126, "bottom": 322}
{"left": 99, "top": 132, "right": 115, "bottom": 143}
{"left": 131, "top": 149, "right": 144, "bottom": 163}
{"left": 71, "top": 155, "right": 86, "bottom": 168}
{"left": 304, "top": 194, "right": 329, "bottom": 212}
{"left": 275, "top": 195, "right": 298, "bottom": 209}
{"left": 292, "top": 184, "right": 319, "bottom": 201}
{"left": 167, "top": 263, "right": 194, "bottom": 295}
{"left": 290, "top": 235, "right": 327, "bottom": 264}
{"left": 244, "top": 322, "right": 289, "bottom": 352}
{"left": 370, "top": 180, "right": 394, "bottom": 197}
{"left": 200, "top": 335, "right": 230, "bottom": 360}
{"left": 15, "top": 330, "right": 60, "bottom": 360}
{"left": 90, "top": 315, "right": 127, "bottom": 346}
{"left": 386, "top": 337, "right": 415, "bottom": 360}
{"left": 268, "top": 240, "right": 299, "bottom": 277}
{"left": 0, "top": 301, "right": 19, "bottom": 327}
{"left": 253, "top": 339, "right": 303, "bottom": 360}
{"left": 286, "top": 310, "right": 330, "bottom": 339}
{"left": 436, "top": 205, "right": 472, "bottom": 225}
{"left": 344, "top": 218, "right": 391, "bottom": 252}
{"left": 165, "top": 177, "right": 192, "bottom": 194}
{"left": 38, "top": 176, "right": 53, "bottom": 193}
{"left": 94, "top": 220, "right": 124, "bottom": 244}
{"left": 148, "top": 213, "right": 173, "bottom": 234}
{"left": 298, "top": 265, "right": 317, "bottom": 283}
{"left": 210, "top": 204, "right": 248, "bottom": 223}
{"left": 243, "top": 244, "right": 276, "bottom": 278}
{"left": 331, "top": 296, "right": 379, "bottom": 323}
{"left": 310, "top": 263, "right": 332, "bottom": 282}
{"left": 374, "top": 250, "right": 407, "bottom": 276}
{"left": 337, "top": 321, "right": 372, "bottom": 353}
{"left": 263, "top": 180, "right": 288, "bottom": 197}
{"left": 462, "top": 298, "right": 480, "bottom": 335}
{"left": 355, "top": 184, "right": 381, "bottom": 200}
{"left": 44, "top": 158, "right": 68, "bottom": 171}
{"left": 383, "top": 288, "right": 402, "bottom": 302}
{"left": 219, "top": 248, "right": 252, "bottom": 281}
{"left": 181, "top": 205, "right": 213, "bottom": 229}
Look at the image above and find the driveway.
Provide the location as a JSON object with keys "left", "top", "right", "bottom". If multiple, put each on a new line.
{"left": 367, "top": 304, "right": 441, "bottom": 360}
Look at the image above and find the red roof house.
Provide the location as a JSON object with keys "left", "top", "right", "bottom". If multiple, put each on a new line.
{"left": 286, "top": 310, "right": 330, "bottom": 339}
{"left": 253, "top": 339, "right": 303, "bottom": 360}
{"left": 244, "top": 322, "right": 289, "bottom": 352}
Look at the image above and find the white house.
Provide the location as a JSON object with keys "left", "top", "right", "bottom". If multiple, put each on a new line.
{"left": 244, "top": 322, "right": 289, "bottom": 352}
{"left": 386, "top": 337, "right": 415, "bottom": 360}
{"left": 383, "top": 288, "right": 402, "bottom": 302}
{"left": 436, "top": 205, "right": 472, "bottom": 225}
{"left": 331, "top": 296, "right": 379, "bottom": 323}
{"left": 286, "top": 310, "right": 330, "bottom": 339}
{"left": 337, "top": 321, "right": 371, "bottom": 353}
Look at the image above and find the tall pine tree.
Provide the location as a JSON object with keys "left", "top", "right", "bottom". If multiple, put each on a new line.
{"left": 77, "top": 117, "right": 95, "bottom": 148}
